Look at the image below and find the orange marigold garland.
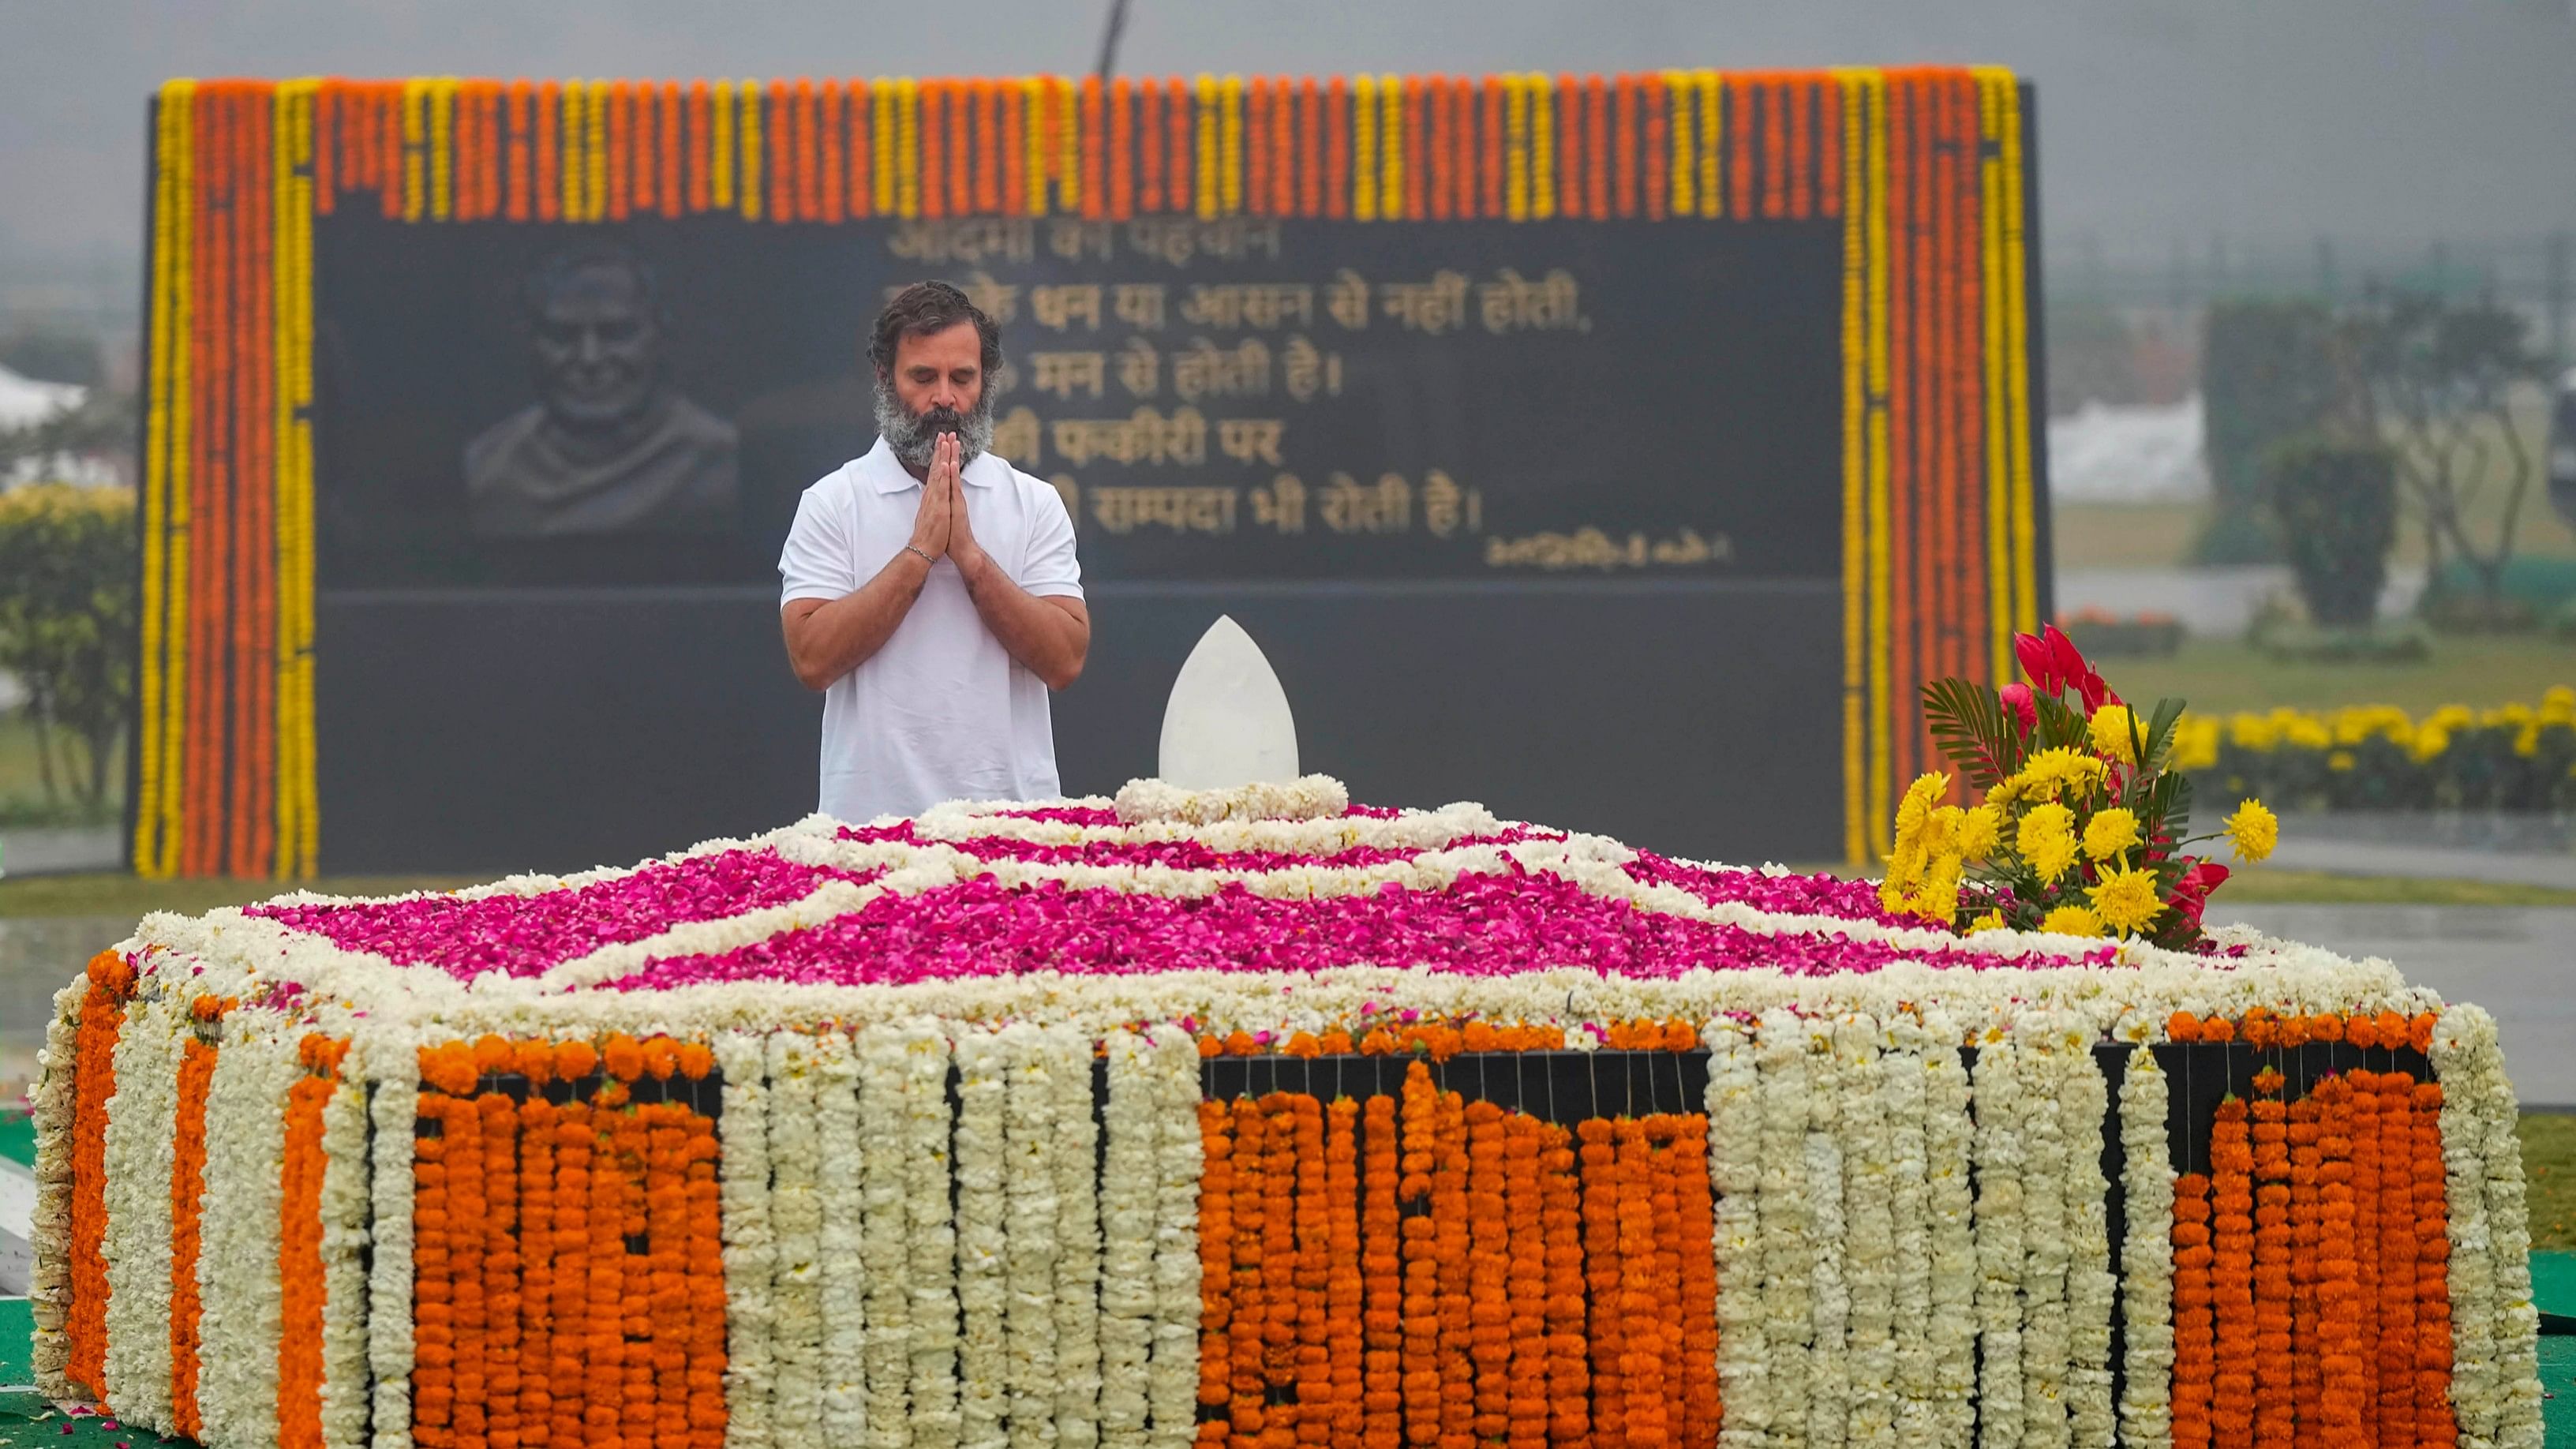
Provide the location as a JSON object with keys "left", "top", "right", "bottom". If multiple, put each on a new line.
{"left": 2314, "top": 1075, "right": 2368, "bottom": 1444}
{"left": 1540, "top": 1119, "right": 1590, "bottom": 1445}
{"left": 612, "top": 1101, "right": 655, "bottom": 1447}
{"left": 1361, "top": 1091, "right": 1402, "bottom": 1449}
{"left": 2349, "top": 1069, "right": 2383, "bottom": 1437}
{"left": 517, "top": 1090, "right": 559, "bottom": 1436}
{"left": 411, "top": 1093, "right": 459, "bottom": 1445}
{"left": 1615, "top": 1118, "right": 1668, "bottom": 1449}
{"left": 1398, "top": 1063, "right": 1440, "bottom": 1443}
{"left": 2376, "top": 1070, "right": 2418, "bottom": 1433}
{"left": 1433, "top": 1084, "right": 1473, "bottom": 1449}
{"left": 481, "top": 1088, "right": 525, "bottom": 1447}
{"left": 2169, "top": 1170, "right": 2215, "bottom": 1449}
{"left": 1199, "top": 1099, "right": 1236, "bottom": 1424}
{"left": 1500, "top": 1112, "right": 1547, "bottom": 1449}
{"left": 65, "top": 951, "right": 129, "bottom": 1398}
{"left": 549, "top": 1099, "right": 593, "bottom": 1446}
{"left": 1230, "top": 1094, "right": 1270, "bottom": 1441}
{"left": 2411, "top": 1080, "right": 2456, "bottom": 1448}
{"left": 1578, "top": 1119, "right": 1623, "bottom": 1447}
{"left": 1325, "top": 1097, "right": 1365, "bottom": 1441}
{"left": 2207, "top": 1098, "right": 2255, "bottom": 1449}
{"left": 276, "top": 1042, "right": 339, "bottom": 1447}
{"left": 2288, "top": 1093, "right": 2323, "bottom": 1436}
{"left": 1465, "top": 1102, "right": 1511, "bottom": 1440}
{"left": 1291, "top": 1092, "right": 1330, "bottom": 1445}
{"left": 2248, "top": 1074, "right": 2292, "bottom": 1447}
{"left": 170, "top": 1034, "right": 218, "bottom": 1438}
{"left": 1672, "top": 1113, "right": 1722, "bottom": 1440}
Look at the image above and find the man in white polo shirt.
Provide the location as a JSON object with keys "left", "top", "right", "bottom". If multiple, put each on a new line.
{"left": 778, "top": 281, "right": 1088, "bottom": 822}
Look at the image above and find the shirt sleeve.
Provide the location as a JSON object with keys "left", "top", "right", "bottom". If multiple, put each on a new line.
{"left": 778, "top": 479, "right": 857, "bottom": 605}
{"left": 1017, "top": 477, "right": 1085, "bottom": 601}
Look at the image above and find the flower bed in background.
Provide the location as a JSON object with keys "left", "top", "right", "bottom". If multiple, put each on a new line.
{"left": 2174, "top": 688, "right": 2576, "bottom": 813}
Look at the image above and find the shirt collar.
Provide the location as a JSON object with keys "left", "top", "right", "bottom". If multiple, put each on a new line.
{"left": 864, "top": 436, "right": 1005, "bottom": 493}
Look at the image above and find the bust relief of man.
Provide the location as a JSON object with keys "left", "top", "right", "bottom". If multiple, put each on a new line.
{"left": 466, "top": 245, "right": 739, "bottom": 537}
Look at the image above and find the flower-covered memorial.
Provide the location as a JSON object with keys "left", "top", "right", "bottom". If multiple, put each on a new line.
{"left": 33, "top": 624, "right": 2546, "bottom": 1449}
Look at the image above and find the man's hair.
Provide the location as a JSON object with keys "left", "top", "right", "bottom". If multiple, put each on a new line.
{"left": 522, "top": 244, "right": 661, "bottom": 318}
{"left": 870, "top": 280, "right": 1003, "bottom": 378}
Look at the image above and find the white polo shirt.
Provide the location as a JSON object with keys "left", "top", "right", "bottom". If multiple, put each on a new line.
{"left": 778, "top": 439, "right": 1084, "bottom": 823}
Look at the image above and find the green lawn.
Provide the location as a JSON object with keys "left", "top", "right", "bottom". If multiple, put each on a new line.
{"left": 0, "top": 710, "right": 118, "bottom": 829}
{"left": 2108, "top": 635, "right": 2576, "bottom": 718}
{"left": 2529, "top": 1111, "right": 2576, "bottom": 1252}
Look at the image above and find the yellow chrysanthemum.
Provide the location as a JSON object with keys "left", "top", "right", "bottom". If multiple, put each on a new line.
{"left": 1957, "top": 803, "right": 2003, "bottom": 861}
{"left": 2038, "top": 904, "right": 2104, "bottom": 938}
{"left": 2225, "top": 799, "right": 2278, "bottom": 864}
{"left": 1922, "top": 804, "right": 1965, "bottom": 856}
{"left": 1905, "top": 858, "right": 1962, "bottom": 926}
{"left": 2016, "top": 801, "right": 2078, "bottom": 884}
{"left": 1895, "top": 771, "right": 1949, "bottom": 843}
{"left": 2085, "top": 861, "right": 2165, "bottom": 938}
{"left": 2081, "top": 807, "right": 2140, "bottom": 861}
{"left": 2088, "top": 704, "right": 2140, "bottom": 765}
{"left": 1965, "top": 910, "right": 2007, "bottom": 934}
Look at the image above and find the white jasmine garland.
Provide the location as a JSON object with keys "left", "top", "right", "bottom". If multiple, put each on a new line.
{"left": 766, "top": 1030, "right": 827, "bottom": 1447}
{"left": 2432, "top": 1006, "right": 2502, "bottom": 1449}
{"left": 102, "top": 992, "right": 182, "bottom": 1431}
{"left": 856, "top": 1023, "right": 918, "bottom": 1449}
{"left": 2057, "top": 1024, "right": 2116, "bottom": 1449}
{"left": 717, "top": 1030, "right": 780, "bottom": 1449}
{"left": 197, "top": 1019, "right": 300, "bottom": 1448}
{"left": 1704, "top": 1017, "right": 1769, "bottom": 1449}
{"left": 2016, "top": 1020, "right": 2072, "bottom": 1449}
{"left": 1804, "top": 1016, "right": 1852, "bottom": 1449}
{"left": 366, "top": 1032, "right": 421, "bottom": 1449}
{"left": 2115, "top": 1047, "right": 2175, "bottom": 1449}
{"left": 953, "top": 1028, "right": 1011, "bottom": 1449}
{"left": 1837, "top": 1014, "right": 1895, "bottom": 1449}
{"left": 999, "top": 1023, "right": 1062, "bottom": 1447}
{"left": 1919, "top": 1009, "right": 1978, "bottom": 1449}
{"left": 815, "top": 1031, "right": 871, "bottom": 1447}
{"left": 904, "top": 1020, "right": 964, "bottom": 1449}
{"left": 1757, "top": 1008, "right": 1815, "bottom": 1449}
{"left": 1093, "top": 1030, "right": 1157, "bottom": 1448}
{"left": 31, "top": 976, "right": 86, "bottom": 1398}
{"left": 1050, "top": 1025, "right": 1104, "bottom": 1449}
{"left": 1144, "top": 1027, "right": 1205, "bottom": 1449}
{"left": 1113, "top": 774, "right": 1349, "bottom": 824}
{"left": 2477, "top": 1045, "right": 2544, "bottom": 1449}
{"left": 1971, "top": 1032, "right": 2026, "bottom": 1449}
{"left": 317, "top": 1043, "right": 375, "bottom": 1449}
{"left": 1877, "top": 1013, "right": 1935, "bottom": 1449}
{"left": 2437, "top": 1005, "right": 2544, "bottom": 1449}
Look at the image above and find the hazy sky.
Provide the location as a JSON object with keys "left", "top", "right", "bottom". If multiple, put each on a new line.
{"left": 4, "top": 0, "right": 2575, "bottom": 265}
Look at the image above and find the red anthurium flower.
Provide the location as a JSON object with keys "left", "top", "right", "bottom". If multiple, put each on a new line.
{"left": 2013, "top": 631, "right": 2060, "bottom": 694}
{"left": 2076, "top": 667, "right": 2122, "bottom": 715}
{"left": 2043, "top": 624, "right": 2089, "bottom": 693}
{"left": 2167, "top": 858, "right": 2230, "bottom": 930}
{"left": 1998, "top": 682, "right": 2038, "bottom": 736}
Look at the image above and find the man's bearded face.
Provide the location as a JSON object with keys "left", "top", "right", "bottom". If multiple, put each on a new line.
{"left": 876, "top": 321, "right": 995, "bottom": 470}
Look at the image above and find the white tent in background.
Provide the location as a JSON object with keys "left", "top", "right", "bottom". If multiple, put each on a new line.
{"left": 2046, "top": 396, "right": 2211, "bottom": 505}
{"left": 0, "top": 364, "right": 84, "bottom": 432}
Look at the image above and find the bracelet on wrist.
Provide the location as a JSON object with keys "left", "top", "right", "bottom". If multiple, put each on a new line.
{"left": 904, "top": 544, "right": 936, "bottom": 567}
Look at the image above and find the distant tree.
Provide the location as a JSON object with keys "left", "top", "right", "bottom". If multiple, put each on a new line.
{"left": 2045, "top": 296, "right": 2143, "bottom": 416}
{"left": 0, "top": 484, "right": 136, "bottom": 815}
{"left": 0, "top": 329, "right": 104, "bottom": 388}
{"left": 2198, "top": 299, "right": 2341, "bottom": 564}
{"left": 2333, "top": 289, "right": 2544, "bottom": 623}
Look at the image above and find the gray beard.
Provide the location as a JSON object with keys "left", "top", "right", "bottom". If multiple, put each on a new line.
{"left": 874, "top": 378, "right": 995, "bottom": 472}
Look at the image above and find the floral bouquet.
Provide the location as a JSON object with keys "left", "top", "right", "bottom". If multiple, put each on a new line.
{"left": 1881, "top": 623, "right": 2279, "bottom": 946}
